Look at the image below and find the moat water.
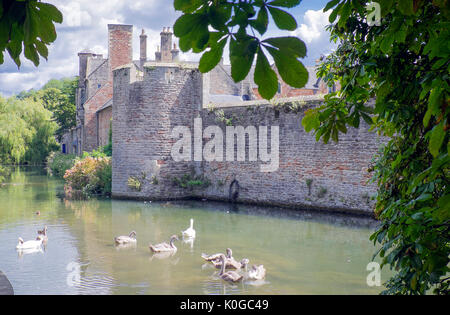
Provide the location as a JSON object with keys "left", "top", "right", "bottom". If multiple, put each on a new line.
{"left": 0, "top": 167, "right": 389, "bottom": 295}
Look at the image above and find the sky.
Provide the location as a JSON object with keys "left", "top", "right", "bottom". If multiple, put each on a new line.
{"left": 0, "top": 0, "right": 335, "bottom": 97}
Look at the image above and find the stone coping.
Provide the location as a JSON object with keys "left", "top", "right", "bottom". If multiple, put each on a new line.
{"left": 204, "top": 94, "right": 325, "bottom": 109}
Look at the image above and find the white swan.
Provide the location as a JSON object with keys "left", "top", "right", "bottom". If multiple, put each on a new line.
{"left": 149, "top": 235, "right": 179, "bottom": 253}
{"left": 16, "top": 235, "right": 43, "bottom": 250}
{"left": 181, "top": 218, "right": 196, "bottom": 238}
{"left": 114, "top": 231, "right": 137, "bottom": 245}
{"left": 247, "top": 264, "right": 266, "bottom": 280}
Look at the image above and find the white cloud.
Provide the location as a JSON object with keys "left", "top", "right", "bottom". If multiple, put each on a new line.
{"left": 291, "top": 9, "right": 337, "bottom": 64}
{"left": 294, "top": 9, "right": 331, "bottom": 43}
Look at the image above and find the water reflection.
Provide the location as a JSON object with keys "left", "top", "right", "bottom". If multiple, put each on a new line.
{"left": 0, "top": 167, "right": 389, "bottom": 295}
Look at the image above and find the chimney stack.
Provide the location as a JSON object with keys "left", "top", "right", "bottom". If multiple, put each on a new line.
{"left": 108, "top": 24, "right": 133, "bottom": 75}
{"left": 157, "top": 27, "right": 174, "bottom": 62}
{"left": 140, "top": 29, "right": 147, "bottom": 68}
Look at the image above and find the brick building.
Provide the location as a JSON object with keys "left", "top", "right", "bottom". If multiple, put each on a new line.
{"left": 61, "top": 24, "right": 335, "bottom": 155}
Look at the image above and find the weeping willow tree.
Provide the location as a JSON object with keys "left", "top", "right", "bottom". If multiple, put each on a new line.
{"left": 0, "top": 95, "right": 58, "bottom": 164}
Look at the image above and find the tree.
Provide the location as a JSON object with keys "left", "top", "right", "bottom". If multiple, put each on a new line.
{"left": 0, "top": 95, "right": 58, "bottom": 164}
{"left": 301, "top": 0, "right": 449, "bottom": 295}
{"left": 0, "top": 0, "right": 63, "bottom": 67}
{"left": 174, "top": 0, "right": 308, "bottom": 100}
{"left": 37, "top": 77, "right": 78, "bottom": 141}
{"left": 174, "top": 0, "right": 449, "bottom": 294}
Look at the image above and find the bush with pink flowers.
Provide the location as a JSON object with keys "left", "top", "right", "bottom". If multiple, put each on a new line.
{"left": 63, "top": 155, "right": 111, "bottom": 199}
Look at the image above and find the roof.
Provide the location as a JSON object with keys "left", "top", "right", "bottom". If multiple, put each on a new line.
{"left": 216, "top": 64, "right": 320, "bottom": 90}
{"left": 96, "top": 98, "right": 112, "bottom": 113}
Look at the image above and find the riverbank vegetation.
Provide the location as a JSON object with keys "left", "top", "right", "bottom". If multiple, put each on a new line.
{"left": 0, "top": 77, "right": 77, "bottom": 165}
{"left": 0, "top": 166, "right": 11, "bottom": 184}
{"left": 63, "top": 154, "right": 112, "bottom": 199}
{"left": 0, "top": 96, "right": 59, "bottom": 165}
{"left": 46, "top": 152, "right": 77, "bottom": 177}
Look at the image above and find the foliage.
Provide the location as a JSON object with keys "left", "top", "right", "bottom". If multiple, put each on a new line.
{"left": 127, "top": 176, "right": 142, "bottom": 191}
{"left": 17, "top": 77, "right": 78, "bottom": 141}
{"left": 173, "top": 0, "right": 308, "bottom": 100}
{"left": 0, "top": 165, "right": 10, "bottom": 184}
{"left": 0, "top": 95, "right": 58, "bottom": 164}
{"left": 301, "top": 1, "right": 449, "bottom": 294}
{"left": 46, "top": 151, "right": 76, "bottom": 177}
{"left": 172, "top": 173, "right": 211, "bottom": 190}
{"left": 102, "top": 121, "right": 112, "bottom": 157}
{"left": 317, "top": 186, "right": 327, "bottom": 199}
{"left": 82, "top": 148, "right": 108, "bottom": 159}
{"left": 0, "top": 0, "right": 63, "bottom": 67}
{"left": 63, "top": 155, "right": 111, "bottom": 198}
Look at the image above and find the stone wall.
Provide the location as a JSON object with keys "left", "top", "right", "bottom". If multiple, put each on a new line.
{"left": 111, "top": 62, "right": 382, "bottom": 215}
{"left": 112, "top": 62, "right": 203, "bottom": 200}
{"left": 196, "top": 102, "right": 382, "bottom": 215}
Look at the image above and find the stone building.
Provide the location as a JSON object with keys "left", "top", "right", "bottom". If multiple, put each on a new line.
{"left": 61, "top": 24, "right": 379, "bottom": 215}
{"left": 61, "top": 24, "right": 333, "bottom": 155}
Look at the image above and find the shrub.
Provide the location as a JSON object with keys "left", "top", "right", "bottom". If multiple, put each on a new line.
{"left": 63, "top": 156, "right": 111, "bottom": 198}
{"left": 127, "top": 176, "right": 142, "bottom": 191}
{"left": 47, "top": 152, "right": 76, "bottom": 177}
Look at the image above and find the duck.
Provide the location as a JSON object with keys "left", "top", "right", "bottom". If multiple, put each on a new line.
{"left": 247, "top": 264, "right": 266, "bottom": 281}
{"left": 149, "top": 235, "right": 179, "bottom": 253}
{"left": 16, "top": 235, "right": 44, "bottom": 250}
{"left": 218, "top": 254, "right": 243, "bottom": 283}
{"left": 212, "top": 256, "right": 248, "bottom": 270}
{"left": 37, "top": 226, "right": 48, "bottom": 241}
{"left": 181, "top": 218, "right": 196, "bottom": 238}
{"left": 114, "top": 231, "right": 137, "bottom": 245}
{"left": 201, "top": 248, "right": 233, "bottom": 262}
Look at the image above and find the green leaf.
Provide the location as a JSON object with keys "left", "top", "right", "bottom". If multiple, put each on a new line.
{"left": 35, "top": 40, "right": 48, "bottom": 60}
{"left": 380, "top": 32, "right": 395, "bottom": 54}
{"left": 361, "top": 112, "right": 373, "bottom": 125}
{"left": 429, "top": 121, "right": 446, "bottom": 158}
{"left": 173, "top": 14, "right": 200, "bottom": 37}
{"left": 302, "top": 109, "right": 320, "bottom": 133}
{"left": 266, "top": 47, "right": 309, "bottom": 88}
{"left": 424, "top": 88, "right": 443, "bottom": 127}
{"left": 268, "top": 0, "right": 301, "bottom": 8}
{"left": 174, "top": 0, "right": 203, "bottom": 13}
{"left": 24, "top": 44, "right": 39, "bottom": 66}
{"left": 323, "top": 0, "right": 340, "bottom": 12}
{"left": 250, "top": 6, "right": 268, "bottom": 35}
{"left": 229, "top": 37, "right": 258, "bottom": 82}
{"left": 263, "top": 36, "right": 307, "bottom": 58}
{"left": 199, "top": 38, "right": 227, "bottom": 73}
{"left": 268, "top": 6, "right": 297, "bottom": 30}
{"left": 397, "top": 0, "right": 414, "bottom": 15}
{"left": 254, "top": 48, "right": 278, "bottom": 100}
{"left": 328, "top": 3, "right": 343, "bottom": 23}
{"left": 35, "top": 2, "right": 63, "bottom": 24}
{"left": 337, "top": 2, "right": 351, "bottom": 28}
